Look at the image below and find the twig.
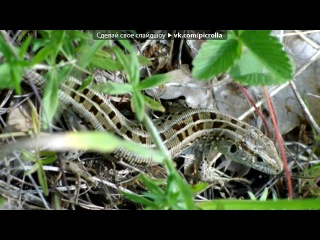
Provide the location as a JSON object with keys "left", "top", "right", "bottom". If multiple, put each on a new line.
{"left": 289, "top": 80, "right": 320, "bottom": 135}
{"left": 237, "top": 83, "right": 271, "bottom": 138}
{"left": 262, "top": 87, "right": 293, "bottom": 199}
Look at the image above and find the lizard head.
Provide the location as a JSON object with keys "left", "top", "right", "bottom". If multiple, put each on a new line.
{"left": 215, "top": 136, "right": 283, "bottom": 175}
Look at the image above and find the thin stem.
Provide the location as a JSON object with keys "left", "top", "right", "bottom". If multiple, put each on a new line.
{"left": 262, "top": 87, "right": 293, "bottom": 199}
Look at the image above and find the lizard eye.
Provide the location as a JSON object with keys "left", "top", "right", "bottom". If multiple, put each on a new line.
{"left": 257, "top": 156, "right": 264, "bottom": 162}
{"left": 230, "top": 144, "right": 237, "bottom": 154}
{"left": 275, "top": 168, "right": 282, "bottom": 174}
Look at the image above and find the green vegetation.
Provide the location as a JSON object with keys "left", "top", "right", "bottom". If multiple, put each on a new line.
{"left": 1, "top": 30, "right": 315, "bottom": 210}
{"left": 192, "top": 30, "right": 294, "bottom": 85}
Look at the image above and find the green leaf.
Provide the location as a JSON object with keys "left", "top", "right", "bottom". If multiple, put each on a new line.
{"left": 143, "top": 95, "right": 165, "bottom": 112}
{"left": 114, "top": 47, "right": 130, "bottom": 75}
{"left": 92, "top": 82, "right": 133, "bottom": 95}
{"left": 197, "top": 199, "right": 320, "bottom": 210}
{"left": 30, "top": 102, "right": 40, "bottom": 134}
{"left": 61, "top": 31, "right": 87, "bottom": 58}
{"left": 230, "top": 50, "right": 264, "bottom": 75}
{"left": 10, "top": 132, "right": 166, "bottom": 164}
{"left": 78, "top": 75, "right": 94, "bottom": 91}
{"left": 173, "top": 178, "right": 197, "bottom": 209}
{"left": 41, "top": 66, "right": 72, "bottom": 127}
{"left": 32, "top": 46, "right": 52, "bottom": 65}
{"left": 17, "top": 30, "right": 31, "bottom": 41}
{"left": 19, "top": 35, "right": 32, "bottom": 58}
{"left": 42, "top": 73, "right": 60, "bottom": 126}
{"left": 31, "top": 39, "right": 47, "bottom": 52}
{"left": 0, "top": 36, "right": 24, "bottom": 93}
{"left": 10, "top": 64, "right": 23, "bottom": 94}
{"left": 118, "top": 40, "right": 140, "bottom": 85}
{"left": 129, "top": 56, "right": 140, "bottom": 85}
{"left": 142, "top": 192, "right": 166, "bottom": 205}
{"left": 0, "top": 35, "right": 16, "bottom": 61}
{"left": 247, "top": 191, "right": 257, "bottom": 200}
{"left": 114, "top": 42, "right": 139, "bottom": 86}
{"left": 165, "top": 172, "right": 196, "bottom": 210}
{"left": 230, "top": 50, "right": 279, "bottom": 85}
{"left": 21, "top": 150, "right": 39, "bottom": 163}
{"left": 38, "top": 30, "right": 51, "bottom": 39}
{"left": 138, "top": 55, "right": 152, "bottom": 66}
{"left": 78, "top": 40, "right": 107, "bottom": 69}
{"left": 51, "top": 30, "right": 66, "bottom": 45}
{"left": 137, "top": 74, "right": 171, "bottom": 90}
{"left": 121, "top": 191, "right": 157, "bottom": 208}
{"left": 164, "top": 159, "right": 197, "bottom": 210}
{"left": 24, "top": 161, "right": 40, "bottom": 176}
{"left": 0, "top": 63, "right": 13, "bottom": 88}
{"left": 232, "top": 30, "right": 241, "bottom": 37}
{"left": 190, "top": 182, "right": 210, "bottom": 194}
{"left": 91, "top": 55, "right": 122, "bottom": 71}
{"left": 39, "top": 152, "right": 57, "bottom": 165}
{"left": 58, "top": 65, "right": 74, "bottom": 81}
{"left": 50, "top": 30, "right": 66, "bottom": 57}
{"left": 232, "top": 73, "right": 275, "bottom": 85}
{"left": 52, "top": 193, "right": 61, "bottom": 210}
{"left": 192, "top": 36, "right": 242, "bottom": 80}
{"left": 37, "top": 162, "right": 49, "bottom": 196}
{"left": 260, "top": 187, "right": 269, "bottom": 201}
{"left": 119, "top": 39, "right": 135, "bottom": 53}
{"left": 41, "top": 156, "right": 57, "bottom": 165}
{"left": 0, "top": 197, "right": 4, "bottom": 207}
{"left": 22, "top": 151, "right": 51, "bottom": 196}
{"left": 132, "top": 92, "right": 145, "bottom": 122}
{"left": 304, "top": 162, "right": 320, "bottom": 176}
{"left": 240, "top": 30, "right": 294, "bottom": 82}
{"left": 140, "top": 174, "right": 165, "bottom": 195}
